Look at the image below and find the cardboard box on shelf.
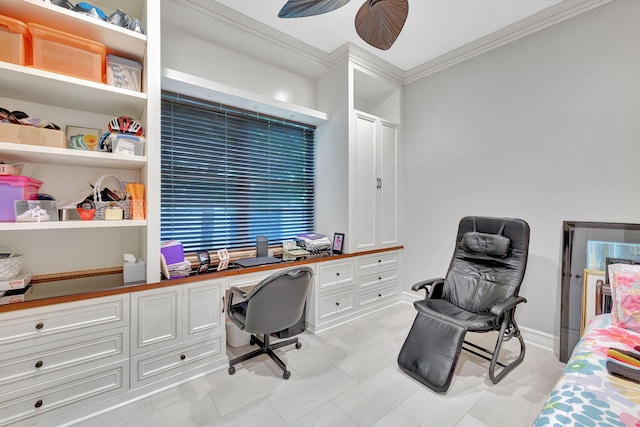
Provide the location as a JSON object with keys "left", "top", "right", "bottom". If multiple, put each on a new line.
{"left": 0, "top": 123, "right": 68, "bottom": 148}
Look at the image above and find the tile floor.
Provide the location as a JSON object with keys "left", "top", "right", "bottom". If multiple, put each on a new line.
{"left": 78, "top": 302, "right": 565, "bottom": 427}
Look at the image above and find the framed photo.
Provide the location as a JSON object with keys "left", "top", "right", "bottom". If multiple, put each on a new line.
{"left": 66, "top": 126, "right": 102, "bottom": 151}
{"left": 217, "top": 248, "right": 229, "bottom": 271}
{"left": 196, "top": 250, "right": 210, "bottom": 274}
{"left": 14, "top": 200, "right": 58, "bottom": 222}
{"left": 581, "top": 269, "right": 605, "bottom": 335}
{"left": 332, "top": 233, "right": 345, "bottom": 254}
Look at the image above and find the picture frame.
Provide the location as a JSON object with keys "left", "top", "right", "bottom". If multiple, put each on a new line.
{"left": 196, "top": 250, "right": 210, "bottom": 274}
{"left": 332, "top": 233, "right": 345, "bottom": 254}
{"left": 217, "top": 248, "right": 230, "bottom": 271}
{"left": 14, "top": 200, "right": 58, "bottom": 222}
{"left": 66, "top": 126, "right": 102, "bottom": 151}
{"left": 581, "top": 268, "right": 605, "bottom": 335}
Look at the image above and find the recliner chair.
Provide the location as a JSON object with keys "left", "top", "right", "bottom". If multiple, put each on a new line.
{"left": 398, "top": 216, "right": 530, "bottom": 392}
{"left": 227, "top": 266, "right": 313, "bottom": 379}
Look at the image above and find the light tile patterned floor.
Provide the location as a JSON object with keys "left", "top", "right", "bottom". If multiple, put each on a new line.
{"left": 77, "top": 302, "right": 565, "bottom": 427}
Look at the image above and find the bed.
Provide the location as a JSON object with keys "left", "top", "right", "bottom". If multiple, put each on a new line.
{"left": 534, "top": 314, "right": 640, "bottom": 426}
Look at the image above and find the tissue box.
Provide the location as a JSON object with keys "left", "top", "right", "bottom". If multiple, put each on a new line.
{"left": 124, "top": 259, "right": 145, "bottom": 284}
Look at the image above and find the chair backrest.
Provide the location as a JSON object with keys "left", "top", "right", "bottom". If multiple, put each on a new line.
{"left": 243, "top": 266, "right": 313, "bottom": 334}
{"left": 442, "top": 216, "right": 530, "bottom": 314}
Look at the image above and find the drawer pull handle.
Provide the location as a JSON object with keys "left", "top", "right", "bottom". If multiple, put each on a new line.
{"left": 378, "top": 277, "right": 382, "bottom": 280}
{"left": 378, "top": 259, "right": 382, "bottom": 263}
{"left": 35, "top": 400, "right": 43, "bottom": 408}
{"left": 378, "top": 293, "right": 382, "bottom": 297}
{"left": 180, "top": 354, "right": 186, "bottom": 360}
{"left": 35, "top": 361, "right": 43, "bottom": 368}
{"left": 336, "top": 272, "right": 340, "bottom": 276}
{"left": 335, "top": 302, "right": 340, "bottom": 306}
{"left": 35, "top": 322, "right": 44, "bottom": 330}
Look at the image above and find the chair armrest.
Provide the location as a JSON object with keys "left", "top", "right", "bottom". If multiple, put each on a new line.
{"left": 490, "top": 296, "right": 527, "bottom": 316}
{"left": 412, "top": 278, "right": 444, "bottom": 297}
{"left": 227, "top": 286, "right": 249, "bottom": 313}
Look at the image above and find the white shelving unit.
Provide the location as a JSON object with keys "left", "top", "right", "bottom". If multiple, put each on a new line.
{"left": 0, "top": 0, "right": 160, "bottom": 281}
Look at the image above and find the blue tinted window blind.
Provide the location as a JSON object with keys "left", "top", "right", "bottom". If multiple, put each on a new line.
{"left": 161, "top": 91, "right": 316, "bottom": 252}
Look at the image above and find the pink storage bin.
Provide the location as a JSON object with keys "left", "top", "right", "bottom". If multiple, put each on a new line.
{"left": 0, "top": 176, "right": 42, "bottom": 222}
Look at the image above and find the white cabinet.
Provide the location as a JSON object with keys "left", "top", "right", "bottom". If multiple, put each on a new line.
{"left": 0, "top": 0, "right": 161, "bottom": 282}
{"left": 316, "top": 57, "right": 401, "bottom": 254}
{"left": 352, "top": 111, "right": 399, "bottom": 252}
{"left": 0, "top": 294, "right": 130, "bottom": 426}
{"left": 130, "top": 279, "right": 227, "bottom": 389}
{"left": 308, "top": 250, "right": 401, "bottom": 333}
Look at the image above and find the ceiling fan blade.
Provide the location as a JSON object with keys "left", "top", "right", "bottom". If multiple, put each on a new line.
{"left": 278, "top": 0, "right": 351, "bottom": 18}
{"left": 355, "top": 0, "right": 408, "bottom": 50}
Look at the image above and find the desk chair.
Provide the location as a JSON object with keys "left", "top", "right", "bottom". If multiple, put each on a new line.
{"left": 226, "top": 266, "right": 313, "bottom": 379}
{"left": 398, "top": 216, "right": 530, "bottom": 392}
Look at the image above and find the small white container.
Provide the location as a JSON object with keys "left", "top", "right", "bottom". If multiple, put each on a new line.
{"left": 106, "top": 54, "right": 142, "bottom": 92}
{"left": 226, "top": 320, "right": 251, "bottom": 347}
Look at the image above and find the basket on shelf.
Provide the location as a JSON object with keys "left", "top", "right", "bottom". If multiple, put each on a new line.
{"left": 0, "top": 247, "right": 23, "bottom": 280}
{"left": 92, "top": 175, "right": 131, "bottom": 220}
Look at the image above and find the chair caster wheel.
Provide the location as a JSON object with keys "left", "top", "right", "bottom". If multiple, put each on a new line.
{"left": 228, "top": 366, "right": 236, "bottom": 375}
{"left": 249, "top": 336, "right": 256, "bottom": 346}
{"left": 283, "top": 370, "right": 291, "bottom": 380}
{"left": 295, "top": 342, "right": 302, "bottom": 350}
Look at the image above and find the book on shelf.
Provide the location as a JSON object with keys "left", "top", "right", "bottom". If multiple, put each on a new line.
{"left": 0, "top": 284, "right": 33, "bottom": 305}
{"left": 0, "top": 270, "right": 32, "bottom": 291}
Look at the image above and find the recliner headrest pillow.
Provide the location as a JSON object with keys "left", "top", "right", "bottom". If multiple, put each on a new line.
{"left": 461, "top": 231, "right": 511, "bottom": 258}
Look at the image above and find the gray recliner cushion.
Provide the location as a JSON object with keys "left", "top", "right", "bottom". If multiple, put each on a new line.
{"left": 461, "top": 231, "right": 511, "bottom": 258}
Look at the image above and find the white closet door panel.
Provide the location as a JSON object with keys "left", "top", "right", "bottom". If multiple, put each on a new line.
{"left": 354, "top": 113, "right": 377, "bottom": 251}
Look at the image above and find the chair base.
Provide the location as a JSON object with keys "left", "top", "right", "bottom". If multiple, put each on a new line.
{"left": 228, "top": 333, "right": 302, "bottom": 379}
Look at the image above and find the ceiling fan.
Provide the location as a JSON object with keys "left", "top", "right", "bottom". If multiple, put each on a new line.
{"left": 278, "top": 0, "right": 409, "bottom": 51}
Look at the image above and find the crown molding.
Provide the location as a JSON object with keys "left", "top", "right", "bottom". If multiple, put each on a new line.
{"left": 404, "top": 0, "right": 614, "bottom": 84}
{"left": 172, "top": 0, "right": 333, "bottom": 76}
{"left": 169, "top": 0, "right": 613, "bottom": 86}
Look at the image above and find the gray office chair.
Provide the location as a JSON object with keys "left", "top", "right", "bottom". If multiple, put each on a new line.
{"left": 226, "top": 266, "right": 313, "bottom": 379}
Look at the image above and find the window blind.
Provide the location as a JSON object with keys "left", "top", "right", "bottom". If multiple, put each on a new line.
{"left": 160, "top": 91, "right": 316, "bottom": 253}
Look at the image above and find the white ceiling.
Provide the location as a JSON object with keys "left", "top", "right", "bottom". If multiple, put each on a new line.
{"left": 211, "top": 0, "right": 564, "bottom": 71}
{"left": 166, "top": 0, "right": 610, "bottom": 79}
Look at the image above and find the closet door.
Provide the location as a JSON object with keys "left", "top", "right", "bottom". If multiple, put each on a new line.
{"left": 353, "top": 112, "right": 377, "bottom": 251}
{"left": 378, "top": 121, "right": 398, "bottom": 247}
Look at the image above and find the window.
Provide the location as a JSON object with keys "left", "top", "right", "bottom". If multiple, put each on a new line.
{"left": 160, "top": 92, "right": 316, "bottom": 253}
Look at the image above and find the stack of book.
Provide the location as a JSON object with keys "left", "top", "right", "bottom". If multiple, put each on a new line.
{"left": 0, "top": 271, "right": 33, "bottom": 304}
{"left": 160, "top": 240, "right": 191, "bottom": 279}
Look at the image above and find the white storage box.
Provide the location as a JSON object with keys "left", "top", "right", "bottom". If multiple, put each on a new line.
{"left": 106, "top": 54, "right": 142, "bottom": 92}
{"left": 226, "top": 320, "right": 251, "bottom": 347}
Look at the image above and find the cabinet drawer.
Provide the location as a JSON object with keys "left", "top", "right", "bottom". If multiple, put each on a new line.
{"left": 0, "top": 327, "right": 128, "bottom": 396}
{"left": 0, "top": 295, "right": 129, "bottom": 353}
{"left": 357, "top": 283, "right": 399, "bottom": 309}
{"left": 0, "top": 361, "right": 127, "bottom": 426}
{"left": 359, "top": 269, "right": 398, "bottom": 290}
{"left": 317, "top": 261, "right": 355, "bottom": 290}
{"left": 357, "top": 251, "right": 398, "bottom": 274}
{"left": 130, "top": 336, "right": 224, "bottom": 389}
{"left": 318, "top": 289, "right": 355, "bottom": 320}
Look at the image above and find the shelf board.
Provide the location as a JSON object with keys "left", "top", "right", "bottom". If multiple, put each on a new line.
{"left": 0, "top": 142, "right": 146, "bottom": 170}
{"left": 0, "top": 220, "right": 147, "bottom": 231}
{"left": 0, "top": 62, "right": 147, "bottom": 118}
{"left": 162, "top": 68, "right": 329, "bottom": 126}
{"left": 0, "top": 0, "right": 146, "bottom": 61}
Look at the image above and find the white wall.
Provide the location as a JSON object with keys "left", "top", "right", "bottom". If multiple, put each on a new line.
{"left": 401, "top": 0, "right": 640, "bottom": 341}
{"left": 161, "top": 23, "right": 318, "bottom": 111}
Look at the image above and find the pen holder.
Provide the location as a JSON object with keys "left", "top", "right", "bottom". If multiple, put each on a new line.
{"left": 131, "top": 199, "right": 145, "bottom": 220}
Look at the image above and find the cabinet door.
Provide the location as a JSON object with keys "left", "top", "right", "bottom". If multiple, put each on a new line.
{"left": 378, "top": 121, "right": 398, "bottom": 247}
{"left": 353, "top": 112, "right": 378, "bottom": 251}
{"left": 131, "top": 287, "right": 181, "bottom": 355}
{"left": 183, "top": 279, "right": 223, "bottom": 342}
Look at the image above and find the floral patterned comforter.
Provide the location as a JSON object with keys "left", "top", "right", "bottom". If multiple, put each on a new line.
{"left": 534, "top": 314, "right": 640, "bottom": 427}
